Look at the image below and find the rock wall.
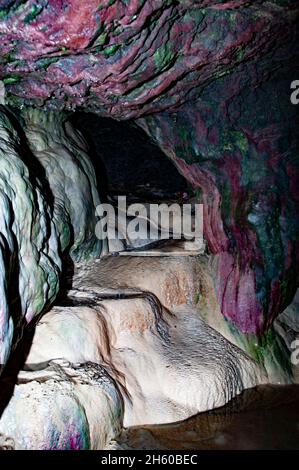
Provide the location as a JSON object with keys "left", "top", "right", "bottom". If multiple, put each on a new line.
{"left": 0, "top": 1, "right": 298, "bottom": 449}
{"left": 0, "top": 1, "right": 297, "bottom": 119}
{"left": 137, "top": 51, "right": 299, "bottom": 336}
{"left": 23, "top": 109, "right": 105, "bottom": 261}
{"left": 0, "top": 259, "right": 266, "bottom": 448}
{"left": 0, "top": 106, "right": 61, "bottom": 367}
{"left": 0, "top": 1, "right": 297, "bottom": 337}
{"left": 0, "top": 106, "right": 103, "bottom": 369}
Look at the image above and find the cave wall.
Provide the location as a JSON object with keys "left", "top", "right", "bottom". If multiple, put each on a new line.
{"left": 0, "top": 1, "right": 298, "bottom": 449}
{"left": 0, "top": 107, "right": 104, "bottom": 369}
{"left": 138, "top": 55, "right": 299, "bottom": 336}
{"left": 0, "top": 1, "right": 297, "bottom": 118}
{"left": 23, "top": 109, "right": 105, "bottom": 261}
{"left": 0, "top": 0, "right": 298, "bottom": 354}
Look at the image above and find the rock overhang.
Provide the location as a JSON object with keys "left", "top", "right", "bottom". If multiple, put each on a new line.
{"left": 0, "top": 0, "right": 298, "bottom": 337}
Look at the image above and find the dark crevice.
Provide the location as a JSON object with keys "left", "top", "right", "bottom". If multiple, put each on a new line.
{"left": 69, "top": 112, "right": 191, "bottom": 202}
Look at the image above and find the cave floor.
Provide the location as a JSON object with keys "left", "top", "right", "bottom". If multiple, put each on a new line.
{"left": 69, "top": 256, "right": 299, "bottom": 449}
{"left": 120, "top": 384, "right": 299, "bottom": 450}
{"left": 1, "top": 251, "right": 297, "bottom": 449}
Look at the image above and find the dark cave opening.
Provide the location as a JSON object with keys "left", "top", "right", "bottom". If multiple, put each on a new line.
{"left": 69, "top": 112, "right": 191, "bottom": 203}
{"left": 67, "top": 112, "right": 204, "bottom": 264}
{"left": 0, "top": 0, "right": 298, "bottom": 452}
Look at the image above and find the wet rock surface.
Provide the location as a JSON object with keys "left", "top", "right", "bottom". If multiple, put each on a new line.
{"left": 0, "top": 0, "right": 298, "bottom": 451}
{"left": 0, "top": 2, "right": 297, "bottom": 119}
{"left": 0, "top": 1, "right": 298, "bottom": 337}
{"left": 138, "top": 57, "right": 299, "bottom": 336}
{"left": 2, "top": 254, "right": 299, "bottom": 449}
{"left": 0, "top": 106, "right": 103, "bottom": 369}
{"left": 0, "top": 106, "right": 61, "bottom": 367}
{"left": 119, "top": 384, "right": 299, "bottom": 450}
{"left": 24, "top": 109, "right": 104, "bottom": 261}
{"left": 0, "top": 255, "right": 266, "bottom": 448}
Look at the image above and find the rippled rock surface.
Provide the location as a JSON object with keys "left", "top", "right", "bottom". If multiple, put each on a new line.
{"left": 0, "top": 106, "right": 103, "bottom": 368}
{"left": 0, "top": 0, "right": 298, "bottom": 450}
{"left": 0, "top": 106, "right": 61, "bottom": 367}
{"left": 0, "top": 1, "right": 298, "bottom": 337}
{"left": 0, "top": 256, "right": 266, "bottom": 449}
{"left": 0, "top": 1, "right": 297, "bottom": 119}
